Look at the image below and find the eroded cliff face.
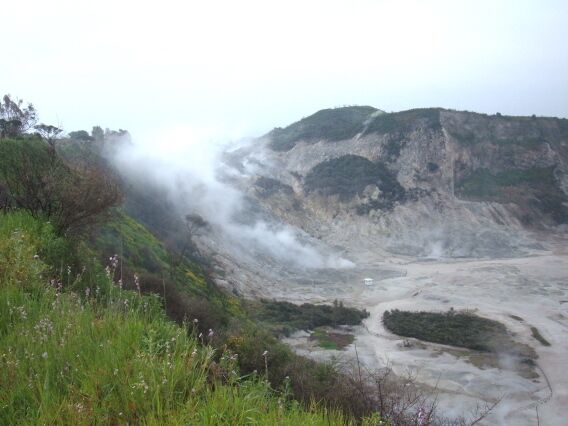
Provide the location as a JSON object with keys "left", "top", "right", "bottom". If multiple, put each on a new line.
{"left": 227, "top": 107, "right": 568, "bottom": 259}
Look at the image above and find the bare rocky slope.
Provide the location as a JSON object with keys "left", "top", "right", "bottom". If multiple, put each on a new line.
{"left": 224, "top": 107, "right": 568, "bottom": 263}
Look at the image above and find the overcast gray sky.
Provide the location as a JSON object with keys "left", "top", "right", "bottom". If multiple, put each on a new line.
{"left": 2, "top": 0, "right": 567, "bottom": 137}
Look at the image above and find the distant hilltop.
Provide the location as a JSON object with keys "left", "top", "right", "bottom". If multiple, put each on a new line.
{"left": 219, "top": 105, "right": 568, "bottom": 261}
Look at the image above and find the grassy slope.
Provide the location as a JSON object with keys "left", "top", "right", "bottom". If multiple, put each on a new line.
{"left": 95, "top": 210, "right": 244, "bottom": 318}
{"left": 0, "top": 211, "right": 348, "bottom": 425}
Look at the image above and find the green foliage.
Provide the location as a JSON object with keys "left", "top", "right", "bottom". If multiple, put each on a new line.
{"left": 34, "top": 123, "right": 63, "bottom": 145}
{"left": 68, "top": 130, "right": 94, "bottom": 141}
{"left": 0, "top": 137, "right": 121, "bottom": 234}
{"left": 530, "top": 326, "right": 551, "bottom": 346}
{"left": 248, "top": 299, "right": 369, "bottom": 336}
{"left": 0, "top": 211, "right": 349, "bottom": 425}
{"left": 456, "top": 167, "right": 568, "bottom": 223}
{"left": 0, "top": 211, "right": 48, "bottom": 290}
{"left": 363, "top": 108, "right": 442, "bottom": 136}
{"left": 309, "top": 328, "right": 354, "bottom": 350}
{"left": 254, "top": 176, "right": 294, "bottom": 198}
{"left": 96, "top": 212, "right": 170, "bottom": 274}
{"left": 0, "top": 210, "right": 106, "bottom": 294}
{"left": 224, "top": 326, "right": 379, "bottom": 421}
{"left": 91, "top": 126, "right": 104, "bottom": 141}
{"left": 304, "top": 155, "right": 405, "bottom": 204}
{"left": 94, "top": 211, "right": 242, "bottom": 319}
{"left": 121, "top": 178, "right": 187, "bottom": 247}
{"left": 382, "top": 309, "right": 514, "bottom": 352}
{"left": 456, "top": 167, "right": 556, "bottom": 198}
{"left": 269, "top": 106, "right": 378, "bottom": 151}
{"left": 446, "top": 113, "right": 568, "bottom": 149}
{"left": 0, "top": 94, "right": 37, "bottom": 138}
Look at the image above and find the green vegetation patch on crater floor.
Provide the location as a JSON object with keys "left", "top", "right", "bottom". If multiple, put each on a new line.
{"left": 382, "top": 309, "right": 531, "bottom": 355}
{"left": 309, "top": 328, "right": 355, "bottom": 350}
{"left": 530, "top": 326, "right": 551, "bottom": 346}
{"left": 247, "top": 299, "right": 369, "bottom": 337}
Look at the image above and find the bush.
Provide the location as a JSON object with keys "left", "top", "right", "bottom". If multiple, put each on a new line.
{"left": 456, "top": 167, "right": 556, "bottom": 199}
{"left": 268, "top": 106, "right": 378, "bottom": 151}
{"left": 224, "top": 324, "right": 382, "bottom": 421}
{"left": 383, "top": 309, "right": 513, "bottom": 352}
{"left": 304, "top": 155, "right": 405, "bottom": 203}
{"left": 363, "top": 108, "right": 442, "bottom": 136}
{"left": 0, "top": 94, "right": 37, "bottom": 138}
{"left": 124, "top": 270, "right": 230, "bottom": 334}
{"left": 0, "top": 138, "right": 121, "bottom": 234}
{"left": 248, "top": 299, "right": 369, "bottom": 335}
{"left": 456, "top": 167, "right": 568, "bottom": 223}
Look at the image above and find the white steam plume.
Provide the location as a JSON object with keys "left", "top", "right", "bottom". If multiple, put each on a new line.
{"left": 111, "top": 125, "right": 353, "bottom": 270}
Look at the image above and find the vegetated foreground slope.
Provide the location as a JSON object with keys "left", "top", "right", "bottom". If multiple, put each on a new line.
{"left": 0, "top": 212, "right": 350, "bottom": 425}
{"left": 0, "top": 135, "right": 388, "bottom": 424}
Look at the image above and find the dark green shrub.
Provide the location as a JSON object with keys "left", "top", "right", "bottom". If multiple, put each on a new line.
{"left": 248, "top": 298, "right": 369, "bottom": 335}
{"left": 304, "top": 155, "right": 405, "bottom": 203}
{"left": 363, "top": 108, "right": 442, "bottom": 136}
{"left": 456, "top": 167, "right": 568, "bottom": 223}
{"left": 254, "top": 176, "right": 294, "bottom": 197}
{"left": 383, "top": 309, "right": 511, "bottom": 352}
{"left": 128, "top": 270, "right": 230, "bottom": 334}
{"left": 269, "top": 106, "right": 377, "bottom": 151}
{"left": 0, "top": 138, "right": 121, "bottom": 234}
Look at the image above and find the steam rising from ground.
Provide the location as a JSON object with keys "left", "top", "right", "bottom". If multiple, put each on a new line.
{"left": 111, "top": 125, "right": 353, "bottom": 269}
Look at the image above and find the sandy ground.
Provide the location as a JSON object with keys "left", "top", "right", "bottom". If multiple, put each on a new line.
{"left": 278, "top": 249, "right": 568, "bottom": 425}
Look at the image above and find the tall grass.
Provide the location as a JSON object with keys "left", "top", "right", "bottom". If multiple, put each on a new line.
{"left": 0, "top": 211, "right": 350, "bottom": 425}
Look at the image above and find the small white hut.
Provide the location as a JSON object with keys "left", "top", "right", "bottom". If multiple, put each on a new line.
{"left": 363, "top": 277, "right": 374, "bottom": 286}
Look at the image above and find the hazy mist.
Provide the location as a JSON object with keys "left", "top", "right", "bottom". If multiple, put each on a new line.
{"left": 111, "top": 126, "right": 354, "bottom": 269}
{"left": 2, "top": 0, "right": 567, "bottom": 137}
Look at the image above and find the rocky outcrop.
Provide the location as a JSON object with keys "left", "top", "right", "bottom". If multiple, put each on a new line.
{"left": 229, "top": 107, "right": 568, "bottom": 259}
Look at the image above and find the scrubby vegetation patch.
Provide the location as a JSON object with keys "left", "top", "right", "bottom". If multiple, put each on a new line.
{"left": 304, "top": 155, "right": 405, "bottom": 204}
{"left": 254, "top": 176, "right": 294, "bottom": 198}
{"left": 383, "top": 309, "right": 522, "bottom": 353}
{"left": 363, "top": 108, "right": 442, "bottom": 136}
{"left": 456, "top": 167, "right": 568, "bottom": 223}
{"left": 247, "top": 299, "right": 369, "bottom": 337}
{"left": 268, "top": 106, "right": 378, "bottom": 151}
{"left": 530, "top": 326, "right": 551, "bottom": 346}
{"left": 309, "top": 328, "right": 355, "bottom": 350}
